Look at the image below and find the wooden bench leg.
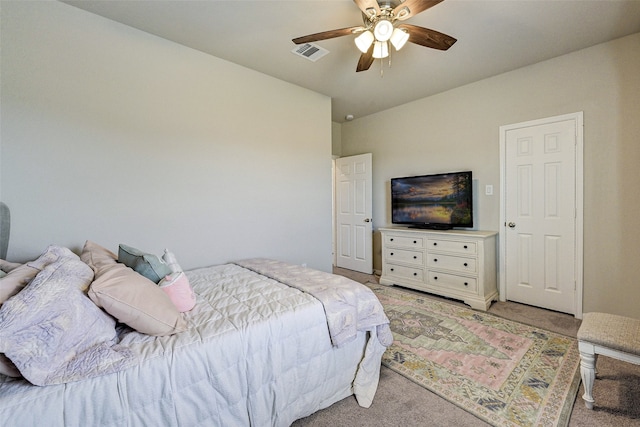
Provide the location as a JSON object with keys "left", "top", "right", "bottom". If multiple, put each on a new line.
{"left": 579, "top": 347, "right": 596, "bottom": 409}
{"left": 577, "top": 313, "right": 640, "bottom": 410}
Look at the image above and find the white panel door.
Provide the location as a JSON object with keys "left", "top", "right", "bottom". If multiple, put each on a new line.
{"left": 501, "top": 113, "right": 583, "bottom": 315}
{"left": 335, "top": 153, "right": 373, "bottom": 274}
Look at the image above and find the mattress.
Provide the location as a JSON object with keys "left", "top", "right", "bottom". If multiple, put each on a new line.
{"left": 0, "top": 263, "right": 386, "bottom": 426}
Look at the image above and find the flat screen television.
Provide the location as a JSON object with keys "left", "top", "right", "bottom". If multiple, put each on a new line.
{"left": 391, "top": 171, "right": 473, "bottom": 230}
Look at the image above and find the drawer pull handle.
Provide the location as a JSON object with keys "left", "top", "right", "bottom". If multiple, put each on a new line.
{"left": 433, "top": 242, "right": 437, "bottom": 246}
{"left": 413, "top": 240, "right": 417, "bottom": 244}
{"left": 464, "top": 282, "right": 469, "bottom": 286}
{"left": 390, "top": 238, "right": 394, "bottom": 242}
{"left": 464, "top": 245, "right": 468, "bottom": 249}
{"left": 463, "top": 263, "right": 468, "bottom": 267}
{"left": 413, "top": 255, "right": 417, "bottom": 259}
{"left": 390, "top": 252, "right": 394, "bottom": 256}
{"left": 434, "top": 276, "right": 438, "bottom": 280}
{"left": 413, "top": 272, "right": 417, "bottom": 276}
{"left": 433, "top": 258, "right": 438, "bottom": 262}
{"left": 390, "top": 268, "right": 394, "bottom": 272}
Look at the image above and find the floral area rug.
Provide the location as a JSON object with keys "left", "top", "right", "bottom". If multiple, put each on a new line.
{"left": 371, "top": 284, "right": 581, "bottom": 427}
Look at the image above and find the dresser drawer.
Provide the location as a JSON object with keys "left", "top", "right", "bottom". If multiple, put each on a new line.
{"left": 428, "top": 271, "right": 477, "bottom": 293}
{"left": 427, "top": 253, "right": 477, "bottom": 273}
{"left": 384, "top": 248, "right": 423, "bottom": 266}
{"left": 384, "top": 264, "right": 424, "bottom": 282}
{"left": 427, "top": 238, "right": 477, "bottom": 255}
{"left": 385, "top": 234, "right": 425, "bottom": 249}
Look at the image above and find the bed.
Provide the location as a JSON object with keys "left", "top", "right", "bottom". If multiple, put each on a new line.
{"left": 0, "top": 209, "right": 392, "bottom": 426}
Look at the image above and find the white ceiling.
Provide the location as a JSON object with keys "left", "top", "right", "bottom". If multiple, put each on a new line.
{"left": 63, "top": 0, "right": 640, "bottom": 123}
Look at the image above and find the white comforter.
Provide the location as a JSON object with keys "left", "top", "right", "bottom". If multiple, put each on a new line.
{"left": 236, "top": 258, "right": 393, "bottom": 347}
{"left": 0, "top": 263, "right": 388, "bottom": 426}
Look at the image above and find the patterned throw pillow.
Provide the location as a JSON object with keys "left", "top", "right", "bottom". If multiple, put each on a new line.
{"left": 117, "top": 244, "right": 172, "bottom": 283}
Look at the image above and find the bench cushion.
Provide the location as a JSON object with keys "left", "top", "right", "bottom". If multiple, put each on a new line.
{"left": 578, "top": 312, "right": 640, "bottom": 355}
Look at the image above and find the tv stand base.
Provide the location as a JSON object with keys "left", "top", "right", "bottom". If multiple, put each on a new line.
{"left": 408, "top": 224, "right": 453, "bottom": 230}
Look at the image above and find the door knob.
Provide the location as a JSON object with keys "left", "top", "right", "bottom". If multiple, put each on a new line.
{"left": 364, "top": 218, "right": 371, "bottom": 222}
{"left": 508, "top": 222, "right": 516, "bottom": 229}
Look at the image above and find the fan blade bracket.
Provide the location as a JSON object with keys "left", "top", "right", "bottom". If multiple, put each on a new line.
{"left": 395, "top": 6, "right": 410, "bottom": 20}
{"left": 393, "top": 0, "right": 444, "bottom": 21}
{"left": 354, "top": 0, "right": 381, "bottom": 17}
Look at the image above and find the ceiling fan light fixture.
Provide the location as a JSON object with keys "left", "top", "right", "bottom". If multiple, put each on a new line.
{"left": 390, "top": 28, "right": 409, "bottom": 51}
{"left": 292, "top": 0, "right": 456, "bottom": 74}
{"left": 372, "top": 41, "right": 389, "bottom": 59}
{"left": 354, "top": 30, "right": 374, "bottom": 53}
{"left": 373, "top": 19, "right": 393, "bottom": 42}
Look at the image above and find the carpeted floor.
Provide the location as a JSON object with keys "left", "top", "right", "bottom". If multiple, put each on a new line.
{"left": 291, "top": 268, "right": 640, "bottom": 427}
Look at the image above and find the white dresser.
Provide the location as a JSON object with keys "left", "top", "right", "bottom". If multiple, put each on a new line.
{"left": 379, "top": 227, "right": 498, "bottom": 311}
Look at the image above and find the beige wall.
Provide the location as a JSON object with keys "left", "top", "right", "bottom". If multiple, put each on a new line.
{"left": 331, "top": 122, "right": 342, "bottom": 157}
{"left": 1, "top": 1, "right": 333, "bottom": 271}
{"left": 341, "top": 32, "right": 640, "bottom": 318}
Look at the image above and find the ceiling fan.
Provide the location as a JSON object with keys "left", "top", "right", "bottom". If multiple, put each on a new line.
{"left": 292, "top": 0, "right": 456, "bottom": 72}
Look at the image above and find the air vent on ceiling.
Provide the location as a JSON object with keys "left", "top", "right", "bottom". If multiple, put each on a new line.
{"left": 291, "top": 43, "right": 329, "bottom": 62}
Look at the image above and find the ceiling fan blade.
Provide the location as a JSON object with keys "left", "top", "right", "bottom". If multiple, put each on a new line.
{"left": 399, "top": 24, "right": 457, "bottom": 50}
{"left": 356, "top": 44, "right": 375, "bottom": 72}
{"left": 353, "top": 0, "right": 381, "bottom": 18}
{"left": 393, "top": 0, "right": 444, "bottom": 21}
{"left": 292, "top": 26, "right": 363, "bottom": 44}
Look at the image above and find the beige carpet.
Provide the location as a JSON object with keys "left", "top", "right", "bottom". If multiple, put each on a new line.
{"left": 292, "top": 268, "right": 640, "bottom": 427}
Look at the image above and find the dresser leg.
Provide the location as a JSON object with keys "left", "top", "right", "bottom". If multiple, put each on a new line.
{"left": 465, "top": 299, "right": 489, "bottom": 311}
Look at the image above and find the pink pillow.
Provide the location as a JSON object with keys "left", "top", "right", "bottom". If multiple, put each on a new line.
{"left": 159, "top": 272, "right": 196, "bottom": 312}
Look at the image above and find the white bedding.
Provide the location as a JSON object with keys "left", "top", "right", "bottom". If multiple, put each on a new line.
{"left": 0, "top": 263, "right": 387, "bottom": 426}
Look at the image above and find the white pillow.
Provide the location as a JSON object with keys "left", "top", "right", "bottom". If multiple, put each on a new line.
{"left": 0, "top": 259, "right": 22, "bottom": 273}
